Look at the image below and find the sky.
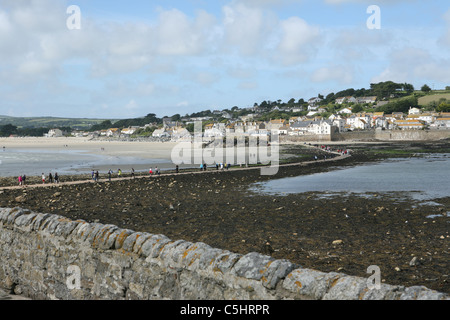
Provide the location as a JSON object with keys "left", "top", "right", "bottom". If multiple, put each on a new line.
{"left": 0, "top": 0, "right": 449, "bottom": 119}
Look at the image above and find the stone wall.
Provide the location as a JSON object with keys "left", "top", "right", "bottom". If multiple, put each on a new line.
{"left": 280, "top": 134, "right": 333, "bottom": 143}
{"left": 375, "top": 129, "right": 450, "bottom": 141}
{"left": 0, "top": 207, "right": 448, "bottom": 300}
{"left": 281, "top": 129, "right": 450, "bottom": 143}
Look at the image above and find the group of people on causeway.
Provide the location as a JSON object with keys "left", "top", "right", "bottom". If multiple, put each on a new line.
{"left": 17, "top": 174, "right": 27, "bottom": 186}
{"left": 41, "top": 172, "right": 60, "bottom": 184}
{"left": 18, "top": 172, "right": 60, "bottom": 186}
{"left": 93, "top": 166, "right": 163, "bottom": 183}
{"left": 15, "top": 143, "right": 349, "bottom": 187}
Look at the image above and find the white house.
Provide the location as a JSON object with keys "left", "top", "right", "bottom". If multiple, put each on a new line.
{"left": 48, "top": 129, "right": 63, "bottom": 137}
{"left": 337, "top": 96, "right": 358, "bottom": 104}
{"left": 408, "top": 107, "right": 421, "bottom": 115}
{"left": 121, "top": 127, "right": 138, "bottom": 135}
{"left": 204, "top": 123, "right": 225, "bottom": 137}
{"left": 267, "top": 119, "right": 287, "bottom": 131}
{"left": 277, "top": 125, "right": 290, "bottom": 135}
{"left": 308, "top": 97, "right": 323, "bottom": 105}
{"left": 346, "top": 114, "right": 371, "bottom": 130}
{"left": 307, "top": 97, "right": 323, "bottom": 111}
{"left": 290, "top": 121, "right": 312, "bottom": 134}
{"left": 373, "top": 116, "right": 387, "bottom": 129}
{"left": 307, "top": 111, "right": 319, "bottom": 117}
{"left": 204, "top": 127, "right": 225, "bottom": 137}
{"left": 152, "top": 128, "right": 170, "bottom": 138}
{"left": 434, "top": 117, "right": 450, "bottom": 128}
{"left": 310, "top": 121, "right": 335, "bottom": 135}
{"left": 417, "top": 113, "right": 437, "bottom": 124}
{"left": 234, "top": 122, "right": 246, "bottom": 135}
{"left": 395, "top": 120, "right": 425, "bottom": 130}
{"left": 357, "top": 96, "right": 377, "bottom": 104}
{"left": 222, "top": 112, "right": 232, "bottom": 119}
{"left": 332, "top": 118, "right": 346, "bottom": 132}
{"left": 171, "top": 127, "right": 191, "bottom": 140}
{"left": 106, "top": 128, "right": 121, "bottom": 137}
{"left": 335, "top": 97, "right": 347, "bottom": 105}
{"left": 338, "top": 107, "right": 353, "bottom": 114}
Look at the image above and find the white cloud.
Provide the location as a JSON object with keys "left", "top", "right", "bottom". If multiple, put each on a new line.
{"left": 371, "top": 47, "right": 450, "bottom": 84}
{"left": 4, "top": 0, "right": 443, "bottom": 118}
{"left": 238, "top": 81, "right": 258, "bottom": 90}
{"left": 194, "top": 72, "right": 218, "bottom": 85}
{"left": 235, "top": 0, "right": 303, "bottom": 7}
{"left": 324, "top": 0, "right": 417, "bottom": 4}
{"left": 176, "top": 101, "right": 189, "bottom": 107}
{"left": 276, "top": 17, "right": 321, "bottom": 65}
{"left": 125, "top": 99, "right": 138, "bottom": 110}
{"left": 310, "top": 65, "right": 354, "bottom": 84}
{"left": 227, "top": 64, "right": 257, "bottom": 79}
{"left": 17, "top": 58, "right": 54, "bottom": 76}
{"left": 0, "top": 2, "right": 219, "bottom": 81}
{"left": 221, "top": 2, "right": 321, "bottom": 66}
{"left": 222, "top": 3, "right": 276, "bottom": 56}
{"left": 155, "top": 9, "right": 217, "bottom": 56}
{"left": 136, "top": 83, "right": 156, "bottom": 96}
{"left": 325, "top": 26, "right": 395, "bottom": 64}
{"left": 440, "top": 9, "right": 450, "bottom": 47}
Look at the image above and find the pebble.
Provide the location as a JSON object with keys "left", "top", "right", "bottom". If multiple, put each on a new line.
{"left": 409, "top": 257, "right": 420, "bottom": 266}
{"left": 15, "top": 195, "right": 27, "bottom": 203}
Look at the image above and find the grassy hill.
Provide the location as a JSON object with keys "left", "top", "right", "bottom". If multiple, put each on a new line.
{"left": 0, "top": 116, "right": 115, "bottom": 130}
{"left": 418, "top": 93, "right": 450, "bottom": 106}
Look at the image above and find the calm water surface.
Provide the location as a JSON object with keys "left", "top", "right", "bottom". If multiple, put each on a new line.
{"left": 251, "top": 154, "right": 450, "bottom": 201}
{"left": 0, "top": 148, "right": 171, "bottom": 177}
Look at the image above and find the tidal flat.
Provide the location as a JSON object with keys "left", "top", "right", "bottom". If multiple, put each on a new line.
{"left": 0, "top": 140, "right": 449, "bottom": 294}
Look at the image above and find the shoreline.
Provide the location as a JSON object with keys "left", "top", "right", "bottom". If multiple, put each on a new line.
{"left": 0, "top": 136, "right": 180, "bottom": 159}
{"left": 0, "top": 139, "right": 449, "bottom": 295}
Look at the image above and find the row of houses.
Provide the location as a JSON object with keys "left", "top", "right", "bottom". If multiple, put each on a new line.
{"left": 335, "top": 96, "right": 378, "bottom": 105}
{"left": 191, "top": 110, "right": 450, "bottom": 138}
{"left": 50, "top": 107, "right": 450, "bottom": 139}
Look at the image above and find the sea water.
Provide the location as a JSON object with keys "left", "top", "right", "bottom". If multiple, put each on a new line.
{"left": 250, "top": 154, "right": 450, "bottom": 201}
{"left": 0, "top": 148, "right": 171, "bottom": 177}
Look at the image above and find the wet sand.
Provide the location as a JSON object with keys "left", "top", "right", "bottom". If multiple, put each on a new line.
{"left": 0, "top": 140, "right": 449, "bottom": 295}
{"left": 0, "top": 137, "right": 178, "bottom": 157}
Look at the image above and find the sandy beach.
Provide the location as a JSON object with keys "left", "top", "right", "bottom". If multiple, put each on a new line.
{"left": 0, "top": 137, "right": 179, "bottom": 159}
{"left": 0, "top": 137, "right": 184, "bottom": 177}
{"left": 0, "top": 136, "right": 288, "bottom": 178}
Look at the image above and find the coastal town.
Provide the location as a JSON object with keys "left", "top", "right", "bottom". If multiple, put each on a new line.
{"left": 49, "top": 94, "right": 450, "bottom": 141}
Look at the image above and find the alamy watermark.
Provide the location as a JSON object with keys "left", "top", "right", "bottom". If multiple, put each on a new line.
{"left": 367, "top": 5, "right": 381, "bottom": 30}
{"left": 170, "top": 121, "right": 280, "bottom": 176}
{"left": 66, "top": 265, "right": 81, "bottom": 290}
{"left": 66, "top": 5, "right": 81, "bottom": 30}
{"left": 367, "top": 265, "right": 381, "bottom": 290}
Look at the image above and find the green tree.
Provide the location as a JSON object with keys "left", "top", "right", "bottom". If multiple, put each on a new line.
{"left": 186, "top": 123, "right": 195, "bottom": 133}
{"left": 421, "top": 84, "right": 432, "bottom": 93}
{"left": 377, "top": 96, "right": 418, "bottom": 114}
{"left": 0, "top": 124, "right": 18, "bottom": 137}
{"left": 437, "top": 102, "right": 450, "bottom": 112}
{"left": 325, "top": 93, "right": 335, "bottom": 104}
{"left": 370, "top": 81, "right": 402, "bottom": 99}
{"left": 403, "top": 83, "right": 415, "bottom": 94}
{"left": 90, "top": 120, "right": 113, "bottom": 131}
{"left": 351, "top": 104, "right": 364, "bottom": 113}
